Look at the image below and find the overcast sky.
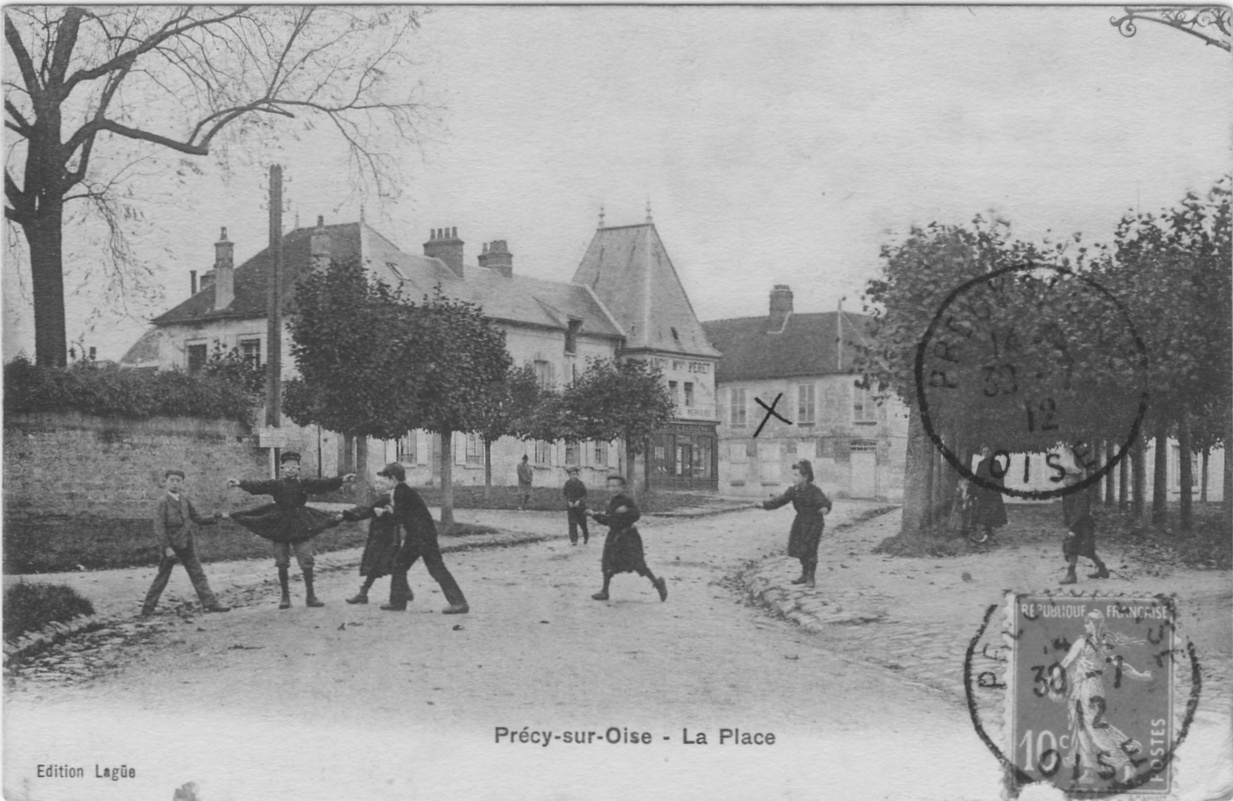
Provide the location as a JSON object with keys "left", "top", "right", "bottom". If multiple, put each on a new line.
{"left": 4, "top": 5, "right": 1230, "bottom": 361}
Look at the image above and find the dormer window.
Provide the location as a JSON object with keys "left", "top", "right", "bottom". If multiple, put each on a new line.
{"left": 565, "top": 318, "right": 582, "bottom": 354}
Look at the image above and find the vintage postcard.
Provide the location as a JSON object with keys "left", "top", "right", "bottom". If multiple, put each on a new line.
{"left": 3, "top": 5, "right": 1231, "bottom": 800}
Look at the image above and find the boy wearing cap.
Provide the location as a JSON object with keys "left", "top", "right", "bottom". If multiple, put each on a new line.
{"left": 228, "top": 451, "right": 355, "bottom": 609}
{"left": 141, "top": 470, "right": 231, "bottom": 616}
{"left": 516, "top": 454, "right": 533, "bottom": 510}
{"left": 1060, "top": 461, "right": 1110, "bottom": 585}
{"left": 563, "top": 466, "right": 589, "bottom": 545}
{"left": 379, "top": 462, "right": 469, "bottom": 614}
{"left": 587, "top": 474, "right": 667, "bottom": 602}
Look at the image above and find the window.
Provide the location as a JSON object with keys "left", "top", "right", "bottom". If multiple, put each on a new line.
{"left": 534, "top": 360, "right": 555, "bottom": 390}
{"left": 565, "top": 440, "right": 580, "bottom": 466}
{"left": 594, "top": 441, "right": 608, "bottom": 467}
{"left": 669, "top": 381, "right": 679, "bottom": 405}
{"left": 534, "top": 440, "right": 552, "bottom": 466}
{"left": 853, "top": 384, "right": 878, "bottom": 423}
{"left": 187, "top": 343, "right": 208, "bottom": 375}
{"left": 239, "top": 338, "right": 261, "bottom": 367}
{"left": 396, "top": 431, "right": 417, "bottom": 463}
{"left": 797, "top": 384, "right": 815, "bottom": 425}
{"left": 465, "top": 432, "right": 483, "bottom": 466}
{"left": 730, "top": 388, "right": 747, "bottom": 427}
{"left": 565, "top": 319, "right": 582, "bottom": 354}
{"left": 684, "top": 382, "right": 694, "bottom": 407}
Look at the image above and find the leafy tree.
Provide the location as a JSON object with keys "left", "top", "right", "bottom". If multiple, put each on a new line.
{"left": 4, "top": 6, "right": 432, "bottom": 366}
{"left": 202, "top": 342, "right": 265, "bottom": 397}
{"left": 472, "top": 363, "right": 549, "bottom": 495}
{"left": 556, "top": 357, "right": 674, "bottom": 489}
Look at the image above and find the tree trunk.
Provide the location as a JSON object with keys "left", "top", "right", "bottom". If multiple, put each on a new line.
{"left": 25, "top": 197, "right": 70, "bottom": 367}
{"left": 439, "top": 429, "right": 455, "bottom": 526}
{"left": 1118, "top": 442, "right": 1129, "bottom": 512}
{"left": 354, "top": 436, "right": 370, "bottom": 500}
{"left": 1152, "top": 422, "right": 1168, "bottom": 526}
{"left": 1225, "top": 406, "right": 1232, "bottom": 518}
{"left": 1104, "top": 441, "right": 1115, "bottom": 506}
{"left": 483, "top": 439, "right": 493, "bottom": 502}
{"left": 1200, "top": 447, "right": 1209, "bottom": 504}
{"left": 1132, "top": 437, "right": 1146, "bottom": 520}
{"left": 1178, "top": 409, "right": 1192, "bottom": 531}
{"left": 625, "top": 437, "right": 637, "bottom": 493}
{"left": 900, "top": 405, "right": 935, "bottom": 537}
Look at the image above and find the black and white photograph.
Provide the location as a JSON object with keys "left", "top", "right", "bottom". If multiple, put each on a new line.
{"left": 3, "top": 5, "right": 1231, "bottom": 799}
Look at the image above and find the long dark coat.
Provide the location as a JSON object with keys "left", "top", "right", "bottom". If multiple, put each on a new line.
{"left": 230, "top": 476, "right": 345, "bottom": 543}
{"left": 592, "top": 492, "right": 648, "bottom": 575}
{"left": 971, "top": 456, "right": 1008, "bottom": 529}
{"left": 762, "top": 482, "right": 832, "bottom": 560}
{"left": 1062, "top": 487, "right": 1097, "bottom": 559}
{"left": 341, "top": 494, "right": 400, "bottom": 578}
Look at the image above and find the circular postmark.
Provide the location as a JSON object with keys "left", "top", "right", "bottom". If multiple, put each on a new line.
{"left": 914, "top": 263, "right": 1149, "bottom": 500}
{"left": 964, "top": 592, "right": 1201, "bottom": 797}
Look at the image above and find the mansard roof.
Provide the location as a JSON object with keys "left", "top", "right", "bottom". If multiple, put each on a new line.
{"left": 701, "top": 311, "right": 873, "bottom": 382}
{"left": 572, "top": 223, "right": 720, "bottom": 358}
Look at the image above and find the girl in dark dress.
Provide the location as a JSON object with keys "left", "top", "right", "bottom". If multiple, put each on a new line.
{"left": 340, "top": 471, "right": 405, "bottom": 605}
{"left": 968, "top": 446, "right": 1008, "bottom": 544}
{"left": 1060, "top": 463, "right": 1109, "bottom": 584}
{"left": 587, "top": 475, "right": 668, "bottom": 602}
{"left": 756, "top": 459, "right": 832, "bottom": 588}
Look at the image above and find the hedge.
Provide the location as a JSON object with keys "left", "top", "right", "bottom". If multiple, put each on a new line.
{"left": 4, "top": 356, "right": 259, "bottom": 424}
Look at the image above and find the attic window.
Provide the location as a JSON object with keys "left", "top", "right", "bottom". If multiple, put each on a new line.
{"left": 670, "top": 326, "right": 680, "bottom": 341}
{"left": 565, "top": 319, "right": 582, "bottom": 354}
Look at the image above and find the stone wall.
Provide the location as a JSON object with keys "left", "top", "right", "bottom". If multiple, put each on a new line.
{"left": 4, "top": 412, "right": 267, "bottom": 520}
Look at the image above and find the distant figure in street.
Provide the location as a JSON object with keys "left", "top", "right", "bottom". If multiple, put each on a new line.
{"left": 141, "top": 470, "right": 231, "bottom": 616}
{"left": 516, "top": 454, "right": 534, "bottom": 510}
{"left": 1060, "top": 462, "right": 1109, "bottom": 585}
{"left": 563, "top": 466, "right": 589, "bottom": 545}
{"left": 588, "top": 474, "right": 667, "bottom": 602}
{"left": 755, "top": 459, "right": 831, "bottom": 588}
{"left": 227, "top": 451, "right": 355, "bottom": 609}
{"left": 339, "top": 470, "right": 405, "bottom": 606}
{"left": 380, "top": 462, "right": 469, "bottom": 614}
{"left": 969, "top": 446, "right": 1008, "bottom": 545}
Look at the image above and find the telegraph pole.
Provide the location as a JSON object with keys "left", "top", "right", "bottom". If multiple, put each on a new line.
{"left": 265, "top": 165, "right": 284, "bottom": 471}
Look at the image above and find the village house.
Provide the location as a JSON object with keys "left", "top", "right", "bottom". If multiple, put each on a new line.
{"left": 701, "top": 286, "right": 909, "bottom": 500}
{"left": 121, "top": 212, "right": 718, "bottom": 492}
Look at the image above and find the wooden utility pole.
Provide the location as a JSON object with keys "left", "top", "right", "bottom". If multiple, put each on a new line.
{"left": 266, "top": 165, "right": 284, "bottom": 471}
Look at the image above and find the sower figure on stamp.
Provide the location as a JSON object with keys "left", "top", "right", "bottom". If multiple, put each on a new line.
{"left": 755, "top": 459, "right": 831, "bottom": 588}
{"left": 587, "top": 474, "right": 667, "bottom": 602}
{"left": 380, "top": 463, "right": 469, "bottom": 614}
{"left": 516, "top": 454, "right": 533, "bottom": 511}
{"left": 338, "top": 469, "right": 405, "bottom": 606}
{"left": 141, "top": 470, "right": 231, "bottom": 616}
{"left": 1060, "top": 462, "right": 1109, "bottom": 585}
{"left": 227, "top": 451, "right": 356, "bottom": 609}
{"left": 563, "top": 466, "right": 589, "bottom": 546}
{"left": 968, "top": 446, "right": 1008, "bottom": 545}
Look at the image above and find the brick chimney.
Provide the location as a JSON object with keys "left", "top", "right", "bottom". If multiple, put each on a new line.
{"left": 212, "top": 227, "right": 235, "bottom": 311}
{"left": 310, "top": 215, "right": 331, "bottom": 269}
{"left": 769, "top": 284, "right": 793, "bottom": 333}
{"left": 478, "top": 240, "right": 513, "bottom": 278}
{"left": 424, "top": 226, "right": 464, "bottom": 278}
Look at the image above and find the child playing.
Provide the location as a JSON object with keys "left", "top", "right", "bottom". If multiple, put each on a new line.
{"left": 1060, "top": 462, "right": 1110, "bottom": 585}
{"left": 227, "top": 451, "right": 355, "bottom": 609}
{"left": 340, "top": 470, "right": 406, "bottom": 607}
{"left": 141, "top": 469, "right": 231, "bottom": 616}
{"left": 587, "top": 474, "right": 667, "bottom": 602}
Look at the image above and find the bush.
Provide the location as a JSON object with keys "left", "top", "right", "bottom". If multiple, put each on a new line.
{"left": 4, "top": 582, "right": 95, "bottom": 641}
{"left": 4, "top": 356, "right": 259, "bottom": 424}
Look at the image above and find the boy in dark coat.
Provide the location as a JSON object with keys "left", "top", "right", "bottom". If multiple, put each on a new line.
{"left": 587, "top": 475, "right": 667, "bottom": 602}
{"left": 563, "top": 466, "right": 589, "bottom": 545}
{"left": 756, "top": 459, "right": 832, "bottom": 587}
{"left": 340, "top": 470, "right": 405, "bottom": 605}
{"left": 1060, "top": 463, "right": 1110, "bottom": 584}
{"left": 227, "top": 451, "right": 355, "bottom": 609}
{"left": 141, "top": 470, "right": 231, "bottom": 616}
{"left": 516, "top": 455, "right": 534, "bottom": 510}
{"left": 380, "top": 462, "right": 469, "bottom": 614}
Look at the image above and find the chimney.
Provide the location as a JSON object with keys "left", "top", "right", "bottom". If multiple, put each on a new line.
{"left": 424, "top": 227, "right": 464, "bottom": 278}
{"left": 212, "top": 227, "right": 235, "bottom": 311}
{"left": 310, "top": 215, "right": 331, "bottom": 269}
{"left": 769, "top": 284, "right": 793, "bottom": 333}
{"left": 478, "top": 240, "right": 513, "bottom": 278}
{"left": 190, "top": 270, "right": 198, "bottom": 296}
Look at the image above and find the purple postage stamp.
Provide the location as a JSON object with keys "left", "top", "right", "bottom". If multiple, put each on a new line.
{"left": 1008, "top": 594, "right": 1176, "bottom": 795}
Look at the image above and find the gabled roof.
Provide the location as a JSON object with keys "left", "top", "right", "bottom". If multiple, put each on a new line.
{"left": 571, "top": 223, "right": 720, "bottom": 358}
{"left": 701, "top": 311, "right": 873, "bottom": 382}
{"left": 119, "top": 327, "right": 161, "bottom": 366}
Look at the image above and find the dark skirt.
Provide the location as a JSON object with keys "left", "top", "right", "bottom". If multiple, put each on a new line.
{"left": 230, "top": 503, "right": 340, "bottom": 544}
{"left": 1063, "top": 515, "right": 1097, "bottom": 559}
{"left": 601, "top": 527, "right": 648, "bottom": 575}
{"left": 971, "top": 489, "right": 1008, "bottom": 529}
{"left": 359, "top": 521, "right": 400, "bottom": 578}
{"left": 787, "top": 515, "right": 825, "bottom": 560}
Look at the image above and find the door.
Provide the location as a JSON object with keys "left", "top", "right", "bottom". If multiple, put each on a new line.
{"left": 850, "top": 443, "right": 878, "bottom": 498}
{"left": 676, "top": 443, "right": 693, "bottom": 479}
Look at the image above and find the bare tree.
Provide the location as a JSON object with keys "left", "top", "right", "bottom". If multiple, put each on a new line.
{"left": 5, "top": 6, "right": 433, "bottom": 366}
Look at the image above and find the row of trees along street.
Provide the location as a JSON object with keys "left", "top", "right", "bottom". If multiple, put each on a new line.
{"left": 284, "top": 257, "right": 675, "bottom": 525}
{"left": 854, "top": 176, "right": 1231, "bottom": 538}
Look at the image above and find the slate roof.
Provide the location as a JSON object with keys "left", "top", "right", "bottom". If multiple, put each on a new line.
{"left": 701, "top": 311, "right": 874, "bottom": 382}
{"left": 572, "top": 224, "right": 720, "bottom": 358}
{"left": 143, "top": 221, "right": 623, "bottom": 341}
